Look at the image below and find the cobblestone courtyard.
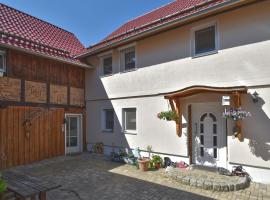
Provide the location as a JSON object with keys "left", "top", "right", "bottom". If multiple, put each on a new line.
{"left": 9, "top": 154, "right": 270, "bottom": 200}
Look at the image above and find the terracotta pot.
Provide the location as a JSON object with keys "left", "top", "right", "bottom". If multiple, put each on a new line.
{"left": 155, "top": 163, "right": 161, "bottom": 169}
{"left": 138, "top": 158, "right": 150, "bottom": 172}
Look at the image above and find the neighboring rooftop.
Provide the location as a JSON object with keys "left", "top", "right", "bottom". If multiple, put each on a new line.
{"left": 0, "top": 3, "right": 89, "bottom": 67}
{"left": 78, "top": 0, "right": 239, "bottom": 57}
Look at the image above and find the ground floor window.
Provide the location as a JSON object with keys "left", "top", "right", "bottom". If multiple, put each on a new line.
{"left": 122, "top": 108, "right": 137, "bottom": 133}
{"left": 102, "top": 109, "right": 114, "bottom": 132}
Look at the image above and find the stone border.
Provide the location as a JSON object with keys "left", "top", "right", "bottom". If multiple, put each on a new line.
{"left": 166, "top": 168, "right": 250, "bottom": 192}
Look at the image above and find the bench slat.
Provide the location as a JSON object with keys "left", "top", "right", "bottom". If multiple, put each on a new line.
{"left": 2, "top": 171, "right": 61, "bottom": 198}
{"left": 5, "top": 179, "right": 40, "bottom": 197}
{"left": 3, "top": 171, "right": 60, "bottom": 191}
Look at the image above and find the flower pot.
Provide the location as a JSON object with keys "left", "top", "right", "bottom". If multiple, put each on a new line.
{"left": 155, "top": 163, "right": 161, "bottom": 169}
{"left": 138, "top": 158, "right": 150, "bottom": 172}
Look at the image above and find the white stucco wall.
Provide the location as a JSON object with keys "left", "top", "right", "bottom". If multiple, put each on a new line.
{"left": 85, "top": 1, "right": 270, "bottom": 100}
{"left": 85, "top": 1, "right": 270, "bottom": 182}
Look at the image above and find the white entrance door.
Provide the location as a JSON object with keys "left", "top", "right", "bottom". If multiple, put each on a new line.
{"left": 192, "top": 103, "right": 227, "bottom": 168}
{"left": 65, "top": 114, "right": 82, "bottom": 154}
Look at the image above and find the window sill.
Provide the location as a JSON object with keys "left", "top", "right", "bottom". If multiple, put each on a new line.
{"left": 102, "top": 129, "right": 113, "bottom": 133}
{"left": 122, "top": 130, "right": 137, "bottom": 135}
{"left": 192, "top": 50, "right": 218, "bottom": 59}
{"left": 100, "top": 73, "right": 114, "bottom": 78}
{"left": 120, "top": 67, "right": 137, "bottom": 74}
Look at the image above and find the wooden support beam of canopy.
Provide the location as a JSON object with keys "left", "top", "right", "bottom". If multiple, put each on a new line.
{"left": 164, "top": 85, "right": 247, "bottom": 139}
{"left": 168, "top": 98, "right": 182, "bottom": 137}
{"left": 232, "top": 91, "right": 244, "bottom": 142}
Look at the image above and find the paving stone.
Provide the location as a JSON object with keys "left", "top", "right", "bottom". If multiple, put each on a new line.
{"left": 228, "top": 183, "right": 235, "bottom": 191}
{"left": 203, "top": 181, "right": 213, "bottom": 190}
{"left": 8, "top": 153, "right": 270, "bottom": 200}
{"left": 181, "top": 176, "right": 190, "bottom": 185}
{"left": 213, "top": 183, "right": 221, "bottom": 191}
{"left": 221, "top": 183, "right": 229, "bottom": 192}
{"left": 196, "top": 179, "right": 204, "bottom": 188}
{"left": 190, "top": 178, "right": 197, "bottom": 187}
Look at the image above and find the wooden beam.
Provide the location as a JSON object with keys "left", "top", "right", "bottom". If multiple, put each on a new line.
{"left": 169, "top": 99, "right": 176, "bottom": 112}
{"left": 164, "top": 85, "right": 247, "bottom": 99}
{"left": 188, "top": 105, "right": 192, "bottom": 164}
{"left": 232, "top": 92, "right": 244, "bottom": 141}
{"left": 173, "top": 98, "right": 182, "bottom": 137}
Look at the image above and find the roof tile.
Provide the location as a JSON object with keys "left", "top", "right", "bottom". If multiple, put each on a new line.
{"left": 82, "top": 0, "right": 228, "bottom": 56}
{"left": 0, "top": 3, "right": 87, "bottom": 66}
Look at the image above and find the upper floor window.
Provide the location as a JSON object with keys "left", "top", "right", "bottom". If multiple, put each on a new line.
{"left": 0, "top": 50, "right": 6, "bottom": 73}
{"left": 192, "top": 23, "right": 218, "bottom": 57}
{"left": 101, "top": 55, "right": 113, "bottom": 76}
{"left": 120, "top": 47, "right": 136, "bottom": 71}
{"left": 122, "top": 108, "right": 137, "bottom": 133}
{"left": 102, "top": 109, "right": 114, "bottom": 132}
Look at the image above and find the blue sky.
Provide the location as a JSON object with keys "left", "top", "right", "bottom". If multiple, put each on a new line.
{"left": 1, "top": 0, "right": 173, "bottom": 47}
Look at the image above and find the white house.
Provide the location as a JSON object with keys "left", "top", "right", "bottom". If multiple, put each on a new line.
{"left": 77, "top": 0, "right": 270, "bottom": 183}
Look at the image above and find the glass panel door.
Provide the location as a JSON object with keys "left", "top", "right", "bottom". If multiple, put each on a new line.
{"left": 65, "top": 114, "right": 82, "bottom": 154}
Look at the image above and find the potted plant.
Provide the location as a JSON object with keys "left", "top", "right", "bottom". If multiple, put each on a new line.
{"left": 151, "top": 155, "right": 163, "bottom": 169}
{"left": 157, "top": 110, "right": 179, "bottom": 122}
{"left": 223, "top": 107, "right": 251, "bottom": 138}
{"left": 0, "top": 173, "right": 7, "bottom": 197}
{"left": 138, "top": 157, "right": 150, "bottom": 172}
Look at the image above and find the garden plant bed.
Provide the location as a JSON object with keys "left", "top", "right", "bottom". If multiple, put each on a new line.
{"left": 165, "top": 166, "right": 250, "bottom": 192}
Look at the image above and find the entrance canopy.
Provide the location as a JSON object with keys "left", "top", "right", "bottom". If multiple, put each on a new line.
{"left": 164, "top": 85, "right": 247, "bottom": 99}
{"left": 163, "top": 85, "right": 248, "bottom": 141}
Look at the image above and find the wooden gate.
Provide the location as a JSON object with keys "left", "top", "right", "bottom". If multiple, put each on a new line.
{"left": 0, "top": 106, "right": 65, "bottom": 170}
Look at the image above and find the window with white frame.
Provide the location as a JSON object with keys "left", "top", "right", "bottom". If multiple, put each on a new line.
{"left": 120, "top": 47, "right": 136, "bottom": 71}
{"left": 0, "top": 50, "right": 6, "bottom": 73}
{"left": 102, "top": 109, "right": 114, "bottom": 132}
{"left": 101, "top": 55, "right": 113, "bottom": 76}
{"left": 193, "top": 25, "right": 217, "bottom": 56}
{"left": 122, "top": 108, "right": 137, "bottom": 133}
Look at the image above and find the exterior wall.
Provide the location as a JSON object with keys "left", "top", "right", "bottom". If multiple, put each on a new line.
{"left": 86, "top": 1, "right": 270, "bottom": 100}
{"left": 86, "top": 96, "right": 188, "bottom": 158}
{"left": 85, "top": 1, "right": 270, "bottom": 182}
{"left": 0, "top": 48, "right": 86, "bottom": 170}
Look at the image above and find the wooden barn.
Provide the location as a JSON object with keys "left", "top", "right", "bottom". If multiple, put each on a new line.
{"left": 0, "top": 3, "right": 91, "bottom": 170}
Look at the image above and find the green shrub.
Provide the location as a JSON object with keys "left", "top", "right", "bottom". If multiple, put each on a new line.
{"left": 0, "top": 174, "right": 7, "bottom": 194}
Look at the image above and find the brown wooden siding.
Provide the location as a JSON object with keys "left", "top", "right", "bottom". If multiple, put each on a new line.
{"left": 0, "top": 106, "right": 65, "bottom": 170}
{"left": 0, "top": 49, "right": 87, "bottom": 170}
{"left": 7, "top": 50, "right": 84, "bottom": 88}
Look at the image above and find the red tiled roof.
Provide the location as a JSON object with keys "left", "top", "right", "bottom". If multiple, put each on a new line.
{"left": 0, "top": 3, "right": 88, "bottom": 67}
{"left": 80, "top": 0, "right": 230, "bottom": 56}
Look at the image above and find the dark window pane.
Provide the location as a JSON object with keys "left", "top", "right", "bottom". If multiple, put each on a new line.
{"left": 0, "top": 54, "right": 3, "bottom": 70}
{"left": 200, "top": 147, "right": 204, "bottom": 157}
{"left": 69, "top": 117, "right": 78, "bottom": 137}
{"left": 200, "top": 124, "right": 204, "bottom": 134}
{"left": 195, "top": 26, "right": 216, "bottom": 55}
{"left": 213, "top": 136, "right": 217, "bottom": 147}
{"left": 125, "top": 108, "right": 136, "bottom": 130}
{"left": 213, "top": 148, "right": 217, "bottom": 158}
{"left": 125, "top": 50, "right": 135, "bottom": 70}
{"left": 213, "top": 124, "right": 217, "bottom": 134}
{"left": 105, "top": 110, "right": 114, "bottom": 130}
{"left": 200, "top": 113, "right": 207, "bottom": 122}
{"left": 66, "top": 137, "right": 70, "bottom": 147}
{"left": 209, "top": 113, "right": 217, "bottom": 122}
{"left": 103, "top": 57, "right": 112, "bottom": 75}
{"left": 200, "top": 135, "right": 204, "bottom": 145}
{"left": 70, "top": 137, "right": 78, "bottom": 147}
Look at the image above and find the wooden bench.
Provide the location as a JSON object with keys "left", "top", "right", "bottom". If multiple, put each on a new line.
{"left": 1, "top": 171, "right": 61, "bottom": 200}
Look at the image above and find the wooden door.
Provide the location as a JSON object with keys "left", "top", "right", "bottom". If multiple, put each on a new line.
{"left": 0, "top": 106, "right": 65, "bottom": 170}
